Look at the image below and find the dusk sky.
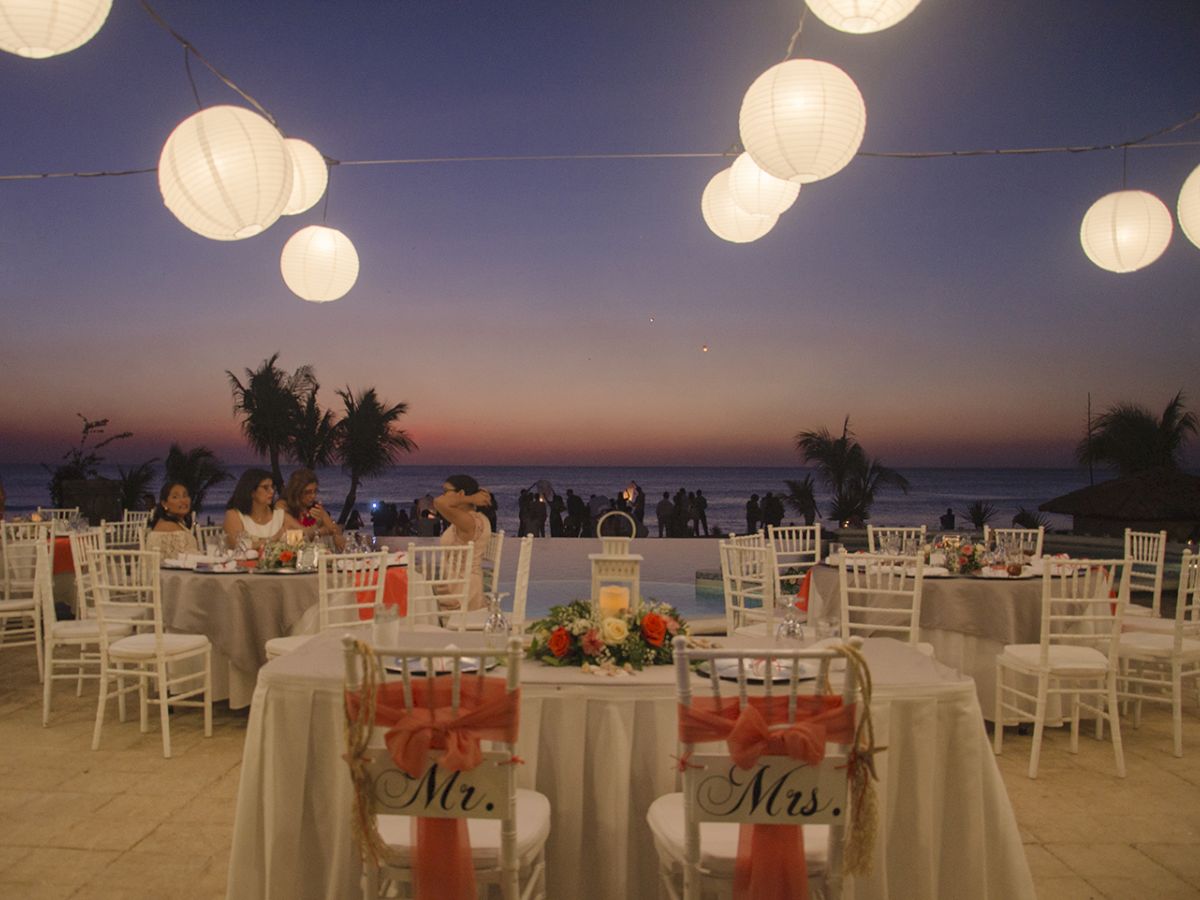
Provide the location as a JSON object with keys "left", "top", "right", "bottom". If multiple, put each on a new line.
{"left": 1, "top": 0, "right": 1198, "bottom": 469}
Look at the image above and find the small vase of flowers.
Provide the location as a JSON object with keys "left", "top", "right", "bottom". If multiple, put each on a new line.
{"left": 527, "top": 599, "right": 688, "bottom": 671}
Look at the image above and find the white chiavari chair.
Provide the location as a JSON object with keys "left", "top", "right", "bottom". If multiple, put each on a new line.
{"left": 341, "top": 634, "right": 550, "bottom": 900}
{"left": 194, "top": 524, "right": 227, "bottom": 553}
{"left": 102, "top": 518, "right": 144, "bottom": 550}
{"left": 994, "top": 559, "right": 1130, "bottom": 778}
{"left": 482, "top": 529, "right": 505, "bottom": 596}
{"left": 866, "top": 525, "right": 926, "bottom": 553}
{"left": 265, "top": 551, "right": 388, "bottom": 660}
{"left": 68, "top": 527, "right": 106, "bottom": 619}
{"left": 458, "top": 534, "right": 534, "bottom": 632}
{"left": 647, "top": 635, "right": 872, "bottom": 900}
{"left": 404, "top": 543, "right": 474, "bottom": 630}
{"left": 1120, "top": 528, "right": 1167, "bottom": 620}
{"left": 983, "top": 525, "right": 1045, "bottom": 558}
{"left": 123, "top": 509, "right": 151, "bottom": 525}
{"left": 768, "top": 523, "right": 821, "bottom": 603}
{"left": 90, "top": 548, "right": 212, "bottom": 758}
{"left": 718, "top": 539, "right": 776, "bottom": 636}
{"left": 1118, "top": 551, "right": 1200, "bottom": 757}
{"left": 836, "top": 552, "right": 926, "bottom": 647}
{"left": 2, "top": 519, "right": 52, "bottom": 602}
{"left": 0, "top": 524, "right": 45, "bottom": 676}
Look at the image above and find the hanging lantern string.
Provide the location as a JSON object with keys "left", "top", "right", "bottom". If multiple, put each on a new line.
{"left": 183, "top": 46, "right": 203, "bottom": 109}
{"left": 782, "top": 7, "right": 808, "bottom": 60}
{"left": 138, "top": 0, "right": 279, "bottom": 129}
{"left": 2, "top": 117, "right": 1197, "bottom": 183}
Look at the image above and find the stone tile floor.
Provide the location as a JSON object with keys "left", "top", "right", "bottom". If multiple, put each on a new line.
{"left": 0, "top": 644, "right": 1198, "bottom": 899}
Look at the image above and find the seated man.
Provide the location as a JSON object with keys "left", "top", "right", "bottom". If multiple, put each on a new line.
{"left": 940, "top": 507, "right": 956, "bottom": 530}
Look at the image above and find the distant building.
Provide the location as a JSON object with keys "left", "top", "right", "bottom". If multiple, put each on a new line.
{"left": 1039, "top": 469, "right": 1200, "bottom": 542}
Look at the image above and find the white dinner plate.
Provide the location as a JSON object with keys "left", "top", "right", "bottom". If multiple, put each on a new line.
{"left": 978, "top": 566, "right": 1037, "bottom": 580}
{"left": 701, "top": 658, "right": 816, "bottom": 684}
{"left": 250, "top": 568, "right": 310, "bottom": 576}
{"left": 384, "top": 657, "right": 500, "bottom": 675}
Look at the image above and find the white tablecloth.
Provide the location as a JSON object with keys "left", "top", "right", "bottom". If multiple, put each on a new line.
{"left": 809, "top": 565, "right": 1044, "bottom": 720}
{"left": 227, "top": 629, "right": 1033, "bottom": 900}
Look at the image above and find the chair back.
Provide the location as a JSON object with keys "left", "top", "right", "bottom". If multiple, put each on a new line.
{"left": 983, "top": 525, "right": 1045, "bottom": 557}
{"left": 317, "top": 551, "right": 389, "bottom": 630}
{"left": 768, "top": 524, "right": 821, "bottom": 599}
{"left": 2, "top": 520, "right": 51, "bottom": 601}
{"left": 69, "top": 527, "right": 107, "bottom": 618}
{"left": 341, "top": 635, "right": 524, "bottom": 894}
{"left": 866, "top": 525, "right": 926, "bottom": 553}
{"left": 726, "top": 531, "right": 766, "bottom": 549}
{"left": 1036, "top": 558, "right": 1129, "bottom": 667}
{"left": 510, "top": 534, "right": 534, "bottom": 627}
{"left": 89, "top": 548, "right": 163, "bottom": 652}
{"left": 1124, "top": 528, "right": 1167, "bottom": 614}
{"left": 102, "top": 519, "right": 143, "bottom": 550}
{"left": 194, "top": 524, "right": 226, "bottom": 553}
{"left": 35, "top": 540, "right": 58, "bottom": 635}
{"left": 836, "top": 553, "right": 925, "bottom": 644}
{"left": 405, "top": 543, "right": 474, "bottom": 628}
{"left": 670, "top": 635, "right": 866, "bottom": 900}
{"left": 37, "top": 507, "right": 80, "bottom": 524}
{"left": 1170, "top": 551, "right": 1200, "bottom": 653}
{"left": 123, "top": 509, "right": 151, "bottom": 525}
{"left": 482, "top": 529, "right": 505, "bottom": 595}
{"left": 719, "top": 539, "right": 776, "bottom": 635}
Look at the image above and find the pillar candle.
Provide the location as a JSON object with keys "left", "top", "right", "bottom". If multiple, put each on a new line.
{"left": 598, "top": 585, "right": 630, "bottom": 617}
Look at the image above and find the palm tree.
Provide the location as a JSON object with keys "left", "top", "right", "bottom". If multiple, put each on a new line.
{"left": 164, "top": 444, "right": 233, "bottom": 514}
{"left": 226, "top": 353, "right": 317, "bottom": 489}
{"left": 290, "top": 387, "right": 339, "bottom": 470}
{"left": 963, "top": 500, "right": 999, "bottom": 529}
{"left": 1012, "top": 507, "right": 1050, "bottom": 530}
{"left": 795, "top": 417, "right": 909, "bottom": 527}
{"left": 783, "top": 476, "right": 819, "bottom": 525}
{"left": 116, "top": 460, "right": 157, "bottom": 511}
{"left": 1076, "top": 390, "right": 1197, "bottom": 477}
{"left": 334, "top": 386, "right": 417, "bottom": 525}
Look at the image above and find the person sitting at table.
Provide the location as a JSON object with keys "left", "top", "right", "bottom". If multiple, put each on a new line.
{"left": 277, "top": 469, "right": 344, "bottom": 550}
{"left": 145, "top": 481, "right": 199, "bottom": 559}
{"left": 223, "top": 469, "right": 301, "bottom": 549}
{"left": 433, "top": 474, "right": 493, "bottom": 611}
{"left": 940, "top": 507, "right": 956, "bottom": 530}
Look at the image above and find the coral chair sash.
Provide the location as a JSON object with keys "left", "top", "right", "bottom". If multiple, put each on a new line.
{"left": 346, "top": 676, "right": 520, "bottom": 900}
{"left": 794, "top": 569, "right": 813, "bottom": 611}
{"left": 678, "top": 694, "right": 856, "bottom": 900}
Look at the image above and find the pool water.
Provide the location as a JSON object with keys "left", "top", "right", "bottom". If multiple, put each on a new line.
{"left": 522, "top": 579, "right": 726, "bottom": 621}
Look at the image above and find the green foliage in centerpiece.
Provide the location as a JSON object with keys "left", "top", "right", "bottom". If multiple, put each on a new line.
{"left": 527, "top": 599, "right": 688, "bottom": 670}
{"left": 933, "top": 536, "right": 987, "bottom": 575}
{"left": 257, "top": 541, "right": 298, "bottom": 571}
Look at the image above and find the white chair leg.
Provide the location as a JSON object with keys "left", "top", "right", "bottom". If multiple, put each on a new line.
{"left": 139, "top": 672, "right": 149, "bottom": 733}
{"left": 33, "top": 612, "right": 44, "bottom": 683}
{"left": 1069, "top": 691, "right": 1080, "bottom": 755}
{"left": 157, "top": 661, "right": 171, "bottom": 759}
{"left": 203, "top": 649, "right": 213, "bottom": 738}
{"left": 91, "top": 668, "right": 108, "bottom": 751}
{"left": 1172, "top": 661, "right": 1184, "bottom": 758}
{"left": 1028, "top": 674, "right": 1050, "bottom": 779}
{"left": 117, "top": 667, "right": 128, "bottom": 723}
{"left": 1106, "top": 670, "right": 1126, "bottom": 778}
{"left": 42, "top": 641, "right": 54, "bottom": 727}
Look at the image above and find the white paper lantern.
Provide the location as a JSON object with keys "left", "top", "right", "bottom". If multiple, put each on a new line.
{"left": 1080, "top": 190, "right": 1173, "bottom": 273}
{"left": 805, "top": 0, "right": 921, "bottom": 34}
{"left": 0, "top": 0, "right": 111, "bottom": 58}
{"left": 158, "top": 105, "right": 293, "bottom": 241}
{"left": 739, "top": 59, "right": 866, "bottom": 185}
{"left": 280, "top": 225, "right": 359, "bottom": 302}
{"left": 729, "top": 152, "right": 801, "bottom": 216}
{"left": 701, "top": 169, "right": 777, "bottom": 243}
{"left": 282, "top": 138, "right": 328, "bottom": 216}
{"left": 1178, "top": 163, "right": 1200, "bottom": 250}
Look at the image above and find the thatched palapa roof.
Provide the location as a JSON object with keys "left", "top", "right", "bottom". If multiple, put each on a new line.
{"left": 1039, "top": 469, "right": 1200, "bottom": 520}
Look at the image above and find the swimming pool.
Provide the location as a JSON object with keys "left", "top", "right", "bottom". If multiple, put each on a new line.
{"left": 522, "top": 579, "right": 725, "bottom": 621}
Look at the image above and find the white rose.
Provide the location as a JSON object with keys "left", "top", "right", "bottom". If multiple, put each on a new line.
{"left": 570, "top": 617, "right": 591, "bottom": 636}
{"left": 601, "top": 617, "right": 629, "bottom": 645}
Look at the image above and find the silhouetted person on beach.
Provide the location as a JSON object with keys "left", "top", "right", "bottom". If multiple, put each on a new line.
{"left": 762, "top": 492, "right": 783, "bottom": 529}
{"left": 549, "top": 494, "right": 565, "bottom": 536}
{"left": 631, "top": 481, "right": 646, "bottom": 524}
{"left": 940, "top": 507, "right": 956, "bottom": 530}
{"left": 566, "top": 490, "right": 588, "bottom": 537}
{"left": 529, "top": 492, "right": 547, "bottom": 537}
{"left": 672, "top": 488, "right": 690, "bottom": 537}
{"left": 746, "top": 494, "right": 761, "bottom": 534}
{"left": 695, "top": 489, "right": 709, "bottom": 536}
{"left": 517, "top": 489, "right": 532, "bottom": 537}
{"left": 656, "top": 492, "right": 674, "bottom": 538}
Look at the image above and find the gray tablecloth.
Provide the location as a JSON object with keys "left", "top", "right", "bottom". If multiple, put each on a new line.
{"left": 160, "top": 569, "right": 319, "bottom": 674}
{"left": 810, "top": 564, "right": 1044, "bottom": 645}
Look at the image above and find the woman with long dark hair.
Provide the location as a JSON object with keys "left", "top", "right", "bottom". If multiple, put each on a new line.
{"left": 223, "top": 469, "right": 301, "bottom": 549}
{"left": 433, "top": 474, "right": 493, "bottom": 611}
{"left": 277, "top": 469, "right": 344, "bottom": 550}
{"left": 145, "top": 481, "right": 199, "bottom": 558}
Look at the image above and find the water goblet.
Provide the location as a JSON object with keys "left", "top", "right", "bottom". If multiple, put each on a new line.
{"left": 774, "top": 604, "right": 805, "bottom": 644}
{"left": 483, "top": 592, "right": 511, "bottom": 639}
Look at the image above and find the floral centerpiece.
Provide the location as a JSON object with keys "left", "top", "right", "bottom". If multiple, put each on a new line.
{"left": 527, "top": 599, "right": 688, "bottom": 671}
{"left": 256, "top": 541, "right": 297, "bottom": 571}
{"left": 931, "top": 536, "right": 987, "bottom": 575}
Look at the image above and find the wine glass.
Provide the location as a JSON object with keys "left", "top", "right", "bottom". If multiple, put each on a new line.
{"left": 483, "top": 592, "right": 511, "bottom": 638}
{"left": 774, "top": 604, "right": 805, "bottom": 644}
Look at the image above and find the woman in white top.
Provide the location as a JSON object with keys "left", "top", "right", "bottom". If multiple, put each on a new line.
{"left": 144, "top": 481, "right": 199, "bottom": 560}
{"left": 433, "top": 474, "right": 493, "bottom": 611}
{"left": 222, "top": 469, "right": 301, "bottom": 549}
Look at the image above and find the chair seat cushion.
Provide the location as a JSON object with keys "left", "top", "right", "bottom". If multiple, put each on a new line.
{"left": 375, "top": 789, "right": 550, "bottom": 867}
{"left": 53, "top": 620, "right": 131, "bottom": 640}
{"left": 1119, "top": 632, "right": 1200, "bottom": 658}
{"left": 108, "top": 632, "right": 209, "bottom": 659}
{"left": 1123, "top": 616, "right": 1200, "bottom": 636}
{"left": 265, "top": 634, "right": 314, "bottom": 659}
{"left": 1123, "top": 604, "right": 1154, "bottom": 618}
{"left": 646, "top": 792, "right": 828, "bottom": 878}
{"left": 0, "top": 598, "right": 36, "bottom": 612}
{"left": 999, "top": 643, "right": 1109, "bottom": 672}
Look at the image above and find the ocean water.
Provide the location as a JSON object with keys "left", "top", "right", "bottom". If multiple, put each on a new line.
{"left": 0, "top": 462, "right": 1086, "bottom": 534}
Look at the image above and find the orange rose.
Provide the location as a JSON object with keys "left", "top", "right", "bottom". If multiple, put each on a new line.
{"left": 548, "top": 627, "right": 572, "bottom": 658}
{"left": 641, "top": 612, "right": 667, "bottom": 648}
{"left": 279, "top": 550, "right": 295, "bottom": 564}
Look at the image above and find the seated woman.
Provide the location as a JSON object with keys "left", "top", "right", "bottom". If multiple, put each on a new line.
{"left": 432, "top": 474, "right": 493, "bottom": 611}
{"left": 278, "top": 469, "right": 344, "bottom": 550}
{"left": 223, "top": 469, "right": 301, "bottom": 550}
{"left": 145, "top": 481, "right": 199, "bottom": 559}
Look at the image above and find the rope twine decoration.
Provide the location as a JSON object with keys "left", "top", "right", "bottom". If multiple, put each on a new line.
{"left": 342, "top": 638, "right": 406, "bottom": 869}
{"left": 826, "top": 641, "right": 882, "bottom": 876}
